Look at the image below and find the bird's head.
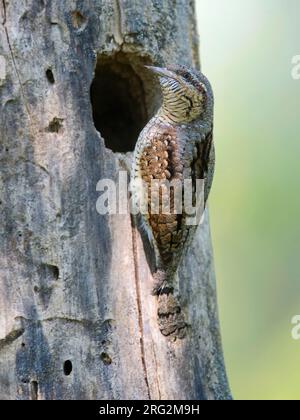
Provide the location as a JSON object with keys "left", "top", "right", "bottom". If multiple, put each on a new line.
{"left": 146, "top": 65, "right": 213, "bottom": 124}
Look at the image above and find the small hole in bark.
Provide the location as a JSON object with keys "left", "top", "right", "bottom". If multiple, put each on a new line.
{"left": 47, "top": 117, "right": 63, "bottom": 133}
{"left": 39, "top": 264, "right": 59, "bottom": 281}
{"left": 50, "top": 265, "right": 59, "bottom": 280}
{"left": 30, "top": 381, "right": 38, "bottom": 400}
{"left": 63, "top": 360, "right": 73, "bottom": 375}
{"left": 46, "top": 68, "right": 55, "bottom": 84}
{"left": 33, "top": 285, "right": 39, "bottom": 293}
{"left": 21, "top": 342, "right": 26, "bottom": 347}
{"left": 90, "top": 53, "right": 150, "bottom": 153}
{"left": 100, "top": 352, "right": 112, "bottom": 365}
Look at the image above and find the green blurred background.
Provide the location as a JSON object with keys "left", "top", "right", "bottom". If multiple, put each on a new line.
{"left": 196, "top": 0, "right": 300, "bottom": 400}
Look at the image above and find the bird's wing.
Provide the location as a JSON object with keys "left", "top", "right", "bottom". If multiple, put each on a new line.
{"left": 194, "top": 127, "right": 215, "bottom": 206}
{"left": 139, "top": 125, "right": 188, "bottom": 266}
{"left": 138, "top": 125, "right": 214, "bottom": 269}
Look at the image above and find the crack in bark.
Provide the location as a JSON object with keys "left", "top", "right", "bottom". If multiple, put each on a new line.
{"left": 131, "top": 224, "right": 151, "bottom": 399}
{"left": 15, "top": 316, "right": 106, "bottom": 327}
{"left": 151, "top": 341, "right": 162, "bottom": 399}
{"left": 1, "top": 1, "right": 32, "bottom": 121}
{"left": 0, "top": 327, "right": 25, "bottom": 350}
{"left": 189, "top": 0, "right": 200, "bottom": 69}
{"left": 1, "top": 0, "right": 6, "bottom": 24}
{"left": 21, "top": 159, "right": 50, "bottom": 176}
{"left": 113, "top": 0, "right": 123, "bottom": 46}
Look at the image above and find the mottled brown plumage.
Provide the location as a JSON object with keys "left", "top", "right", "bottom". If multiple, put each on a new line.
{"left": 132, "top": 65, "right": 214, "bottom": 296}
{"left": 139, "top": 124, "right": 185, "bottom": 264}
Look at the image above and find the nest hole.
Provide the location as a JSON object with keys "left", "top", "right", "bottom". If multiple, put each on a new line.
{"left": 90, "top": 54, "right": 151, "bottom": 153}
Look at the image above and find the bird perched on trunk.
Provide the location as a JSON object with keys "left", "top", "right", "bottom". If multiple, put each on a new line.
{"left": 131, "top": 65, "right": 214, "bottom": 298}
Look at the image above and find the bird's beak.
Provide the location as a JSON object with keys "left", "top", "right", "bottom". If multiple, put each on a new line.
{"left": 145, "top": 66, "right": 177, "bottom": 81}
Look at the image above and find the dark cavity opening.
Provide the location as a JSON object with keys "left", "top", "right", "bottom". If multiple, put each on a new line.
{"left": 51, "top": 265, "right": 59, "bottom": 280}
{"left": 90, "top": 54, "right": 150, "bottom": 153}
{"left": 39, "top": 264, "right": 59, "bottom": 281}
{"left": 47, "top": 117, "right": 63, "bottom": 133}
{"left": 30, "top": 381, "right": 38, "bottom": 400}
{"left": 100, "top": 352, "right": 112, "bottom": 365}
{"left": 46, "top": 68, "right": 55, "bottom": 84}
{"left": 63, "top": 360, "right": 73, "bottom": 376}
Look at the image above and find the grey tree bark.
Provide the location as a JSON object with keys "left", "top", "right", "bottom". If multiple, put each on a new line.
{"left": 0, "top": 0, "right": 231, "bottom": 400}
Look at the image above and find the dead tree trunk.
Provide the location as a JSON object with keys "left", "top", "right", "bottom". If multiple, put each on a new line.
{"left": 0, "top": 0, "right": 231, "bottom": 400}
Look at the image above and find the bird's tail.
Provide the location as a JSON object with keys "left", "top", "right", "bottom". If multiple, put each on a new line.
{"left": 153, "top": 270, "right": 187, "bottom": 339}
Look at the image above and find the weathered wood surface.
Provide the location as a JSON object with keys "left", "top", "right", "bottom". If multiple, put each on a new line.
{"left": 0, "top": 0, "right": 231, "bottom": 400}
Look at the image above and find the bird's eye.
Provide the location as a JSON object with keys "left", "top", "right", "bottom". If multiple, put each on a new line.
{"left": 180, "top": 71, "right": 194, "bottom": 85}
